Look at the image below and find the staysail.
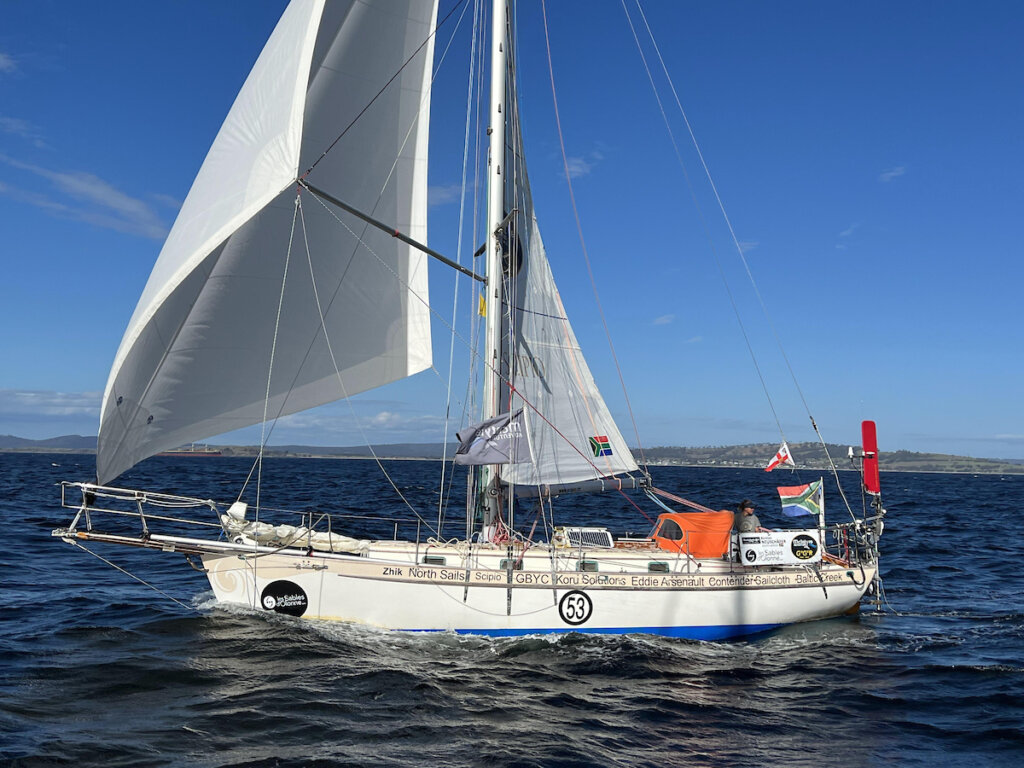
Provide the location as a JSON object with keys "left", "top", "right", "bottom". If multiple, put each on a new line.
{"left": 96, "top": 0, "right": 438, "bottom": 484}
{"left": 496, "top": 29, "right": 639, "bottom": 492}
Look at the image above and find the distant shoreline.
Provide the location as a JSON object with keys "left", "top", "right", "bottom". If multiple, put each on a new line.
{"left": 5, "top": 446, "right": 1022, "bottom": 475}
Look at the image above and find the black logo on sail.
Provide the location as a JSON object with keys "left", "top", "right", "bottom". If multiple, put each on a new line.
{"left": 260, "top": 580, "right": 308, "bottom": 617}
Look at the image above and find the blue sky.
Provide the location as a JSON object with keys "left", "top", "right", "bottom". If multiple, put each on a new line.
{"left": 1, "top": 1, "right": 1022, "bottom": 460}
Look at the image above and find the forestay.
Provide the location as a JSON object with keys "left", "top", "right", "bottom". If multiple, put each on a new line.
{"left": 97, "top": 0, "right": 438, "bottom": 484}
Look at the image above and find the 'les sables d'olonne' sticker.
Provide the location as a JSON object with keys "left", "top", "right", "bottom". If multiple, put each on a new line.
{"left": 261, "top": 580, "right": 308, "bottom": 617}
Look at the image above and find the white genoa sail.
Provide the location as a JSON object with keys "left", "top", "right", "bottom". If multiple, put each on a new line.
{"left": 97, "top": 0, "right": 439, "bottom": 484}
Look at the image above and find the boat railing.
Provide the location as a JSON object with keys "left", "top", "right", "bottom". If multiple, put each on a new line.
{"left": 57, "top": 482, "right": 430, "bottom": 544}
{"left": 823, "top": 520, "right": 880, "bottom": 567}
{"left": 58, "top": 482, "right": 881, "bottom": 568}
{"left": 59, "top": 482, "right": 223, "bottom": 536}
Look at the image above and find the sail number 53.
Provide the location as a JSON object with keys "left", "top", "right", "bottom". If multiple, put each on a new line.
{"left": 558, "top": 590, "right": 593, "bottom": 626}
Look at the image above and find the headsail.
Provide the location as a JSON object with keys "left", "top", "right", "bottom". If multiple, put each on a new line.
{"left": 495, "top": 30, "right": 638, "bottom": 491}
{"left": 97, "top": 0, "right": 438, "bottom": 484}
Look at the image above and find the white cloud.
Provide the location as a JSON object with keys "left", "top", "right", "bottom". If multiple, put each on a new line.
{"left": 839, "top": 223, "right": 859, "bottom": 238}
{"left": 879, "top": 165, "right": 906, "bottom": 182}
{"left": 653, "top": 314, "right": 674, "bottom": 326}
{"left": 0, "top": 53, "right": 16, "bottom": 75}
{"left": 270, "top": 404, "right": 448, "bottom": 444}
{"left": 562, "top": 148, "right": 605, "bottom": 180}
{"left": 564, "top": 156, "right": 593, "bottom": 179}
{"left": 370, "top": 410, "right": 402, "bottom": 428}
{"left": 428, "top": 183, "right": 463, "bottom": 207}
{"left": 150, "top": 192, "right": 183, "bottom": 210}
{"left": 0, "top": 116, "right": 31, "bottom": 133}
{"left": 0, "top": 389, "right": 101, "bottom": 418}
{"left": 0, "top": 153, "right": 168, "bottom": 239}
{"left": 738, "top": 241, "right": 758, "bottom": 254}
{"left": 0, "top": 115, "right": 46, "bottom": 148}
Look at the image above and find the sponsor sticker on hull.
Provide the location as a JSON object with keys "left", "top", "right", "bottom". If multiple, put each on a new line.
{"left": 261, "top": 580, "right": 309, "bottom": 617}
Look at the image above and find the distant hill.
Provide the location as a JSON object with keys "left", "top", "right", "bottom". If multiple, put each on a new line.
{"left": 0, "top": 434, "right": 97, "bottom": 451}
{"left": 199, "top": 443, "right": 457, "bottom": 459}
{"left": 270, "top": 443, "right": 455, "bottom": 459}
{"left": 2, "top": 435, "right": 1021, "bottom": 474}
{"left": 640, "top": 442, "right": 1024, "bottom": 474}
{"left": 0, "top": 436, "right": 454, "bottom": 460}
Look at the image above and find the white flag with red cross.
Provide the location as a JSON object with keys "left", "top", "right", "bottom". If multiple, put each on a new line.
{"left": 765, "top": 442, "right": 795, "bottom": 472}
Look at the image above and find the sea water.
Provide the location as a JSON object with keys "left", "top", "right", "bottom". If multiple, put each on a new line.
{"left": 2, "top": 453, "right": 1022, "bottom": 767}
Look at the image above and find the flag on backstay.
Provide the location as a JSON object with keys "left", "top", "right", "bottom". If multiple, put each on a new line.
{"left": 777, "top": 480, "right": 823, "bottom": 517}
{"left": 455, "top": 409, "right": 529, "bottom": 465}
{"left": 765, "top": 442, "right": 795, "bottom": 472}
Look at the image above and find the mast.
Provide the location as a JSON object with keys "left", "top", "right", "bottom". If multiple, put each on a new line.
{"left": 476, "top": 0, "right": 508, "bottom": 536}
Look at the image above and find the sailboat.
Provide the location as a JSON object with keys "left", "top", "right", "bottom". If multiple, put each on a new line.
{"left": 54, "top": 0, "right": 885, "bottom": 639}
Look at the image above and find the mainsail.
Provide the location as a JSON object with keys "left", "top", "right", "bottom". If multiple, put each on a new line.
{"left": 96, "top": 0, "right": 438, "bottom": 484}
{"left": 496, "top": 29, "right": 639, "bottom": 491}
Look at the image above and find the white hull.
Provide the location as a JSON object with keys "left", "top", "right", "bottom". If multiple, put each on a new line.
{"left": 200, "top": 543, "right": 875, "bottom": 640}
{"left": 56, "top": 484, "right": 880, "bottom": 641}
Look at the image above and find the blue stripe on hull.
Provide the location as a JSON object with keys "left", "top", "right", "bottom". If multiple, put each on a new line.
{"left": 405, "top": 623, "right": 782, "bottom": 640}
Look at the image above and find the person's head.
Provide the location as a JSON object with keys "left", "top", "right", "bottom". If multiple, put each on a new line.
{"left": 739, "top": 499, "right": 755, "bottom": 515}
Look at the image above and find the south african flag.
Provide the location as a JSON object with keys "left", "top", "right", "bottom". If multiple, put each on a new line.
{"left": 777, "top": 480, "right": 823, "bottom": 517}
{"left": 589, "top": 435, "right": 613, "bottom": 458}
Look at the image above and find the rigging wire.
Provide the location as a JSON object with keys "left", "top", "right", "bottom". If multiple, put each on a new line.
{"left": 296, "top": 196, "right": 437, "bottom": 534}
{"left": 538, "top": 0, "right": 649, "bottom": 473}
{"left": 463, "top": 0, "right": 490, "bottom": 541}
{"left": 619, "top": 0, "right": 788, "bottom": 450}
{"left": 502, "top": 0, "right": 531, "bottom": 532}
{"left": 301, "top": 184, "right": 648, "bottom": 508}
{"left": 505, "top": 4, "right": 611, "bottom": 496}
{"left": 441, "top": 0, "right": 488, "bottom": 535}
{"left": 303, "top": 0, "right": 469, "bottom": 178}
{"left": 438, "top": 0, "right": 483, "bottom": 537}
{"left": 67, "top": 540, "right": 200, "bottom": 614}
{"left": 251, "top": 197, "right": 299, "bottom": 525}
{"left": 237, "top": 0, "right": 473, "bottom": 494}
{"left": 629, "top": 0, "right": 857, "bottom": 519}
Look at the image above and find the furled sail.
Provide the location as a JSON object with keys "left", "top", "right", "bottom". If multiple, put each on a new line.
{"left": 497, "top": 39, "right": 638, "bottom": 491}
{"left": 96, "top": 0, "right": 438, "bottom": 484}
